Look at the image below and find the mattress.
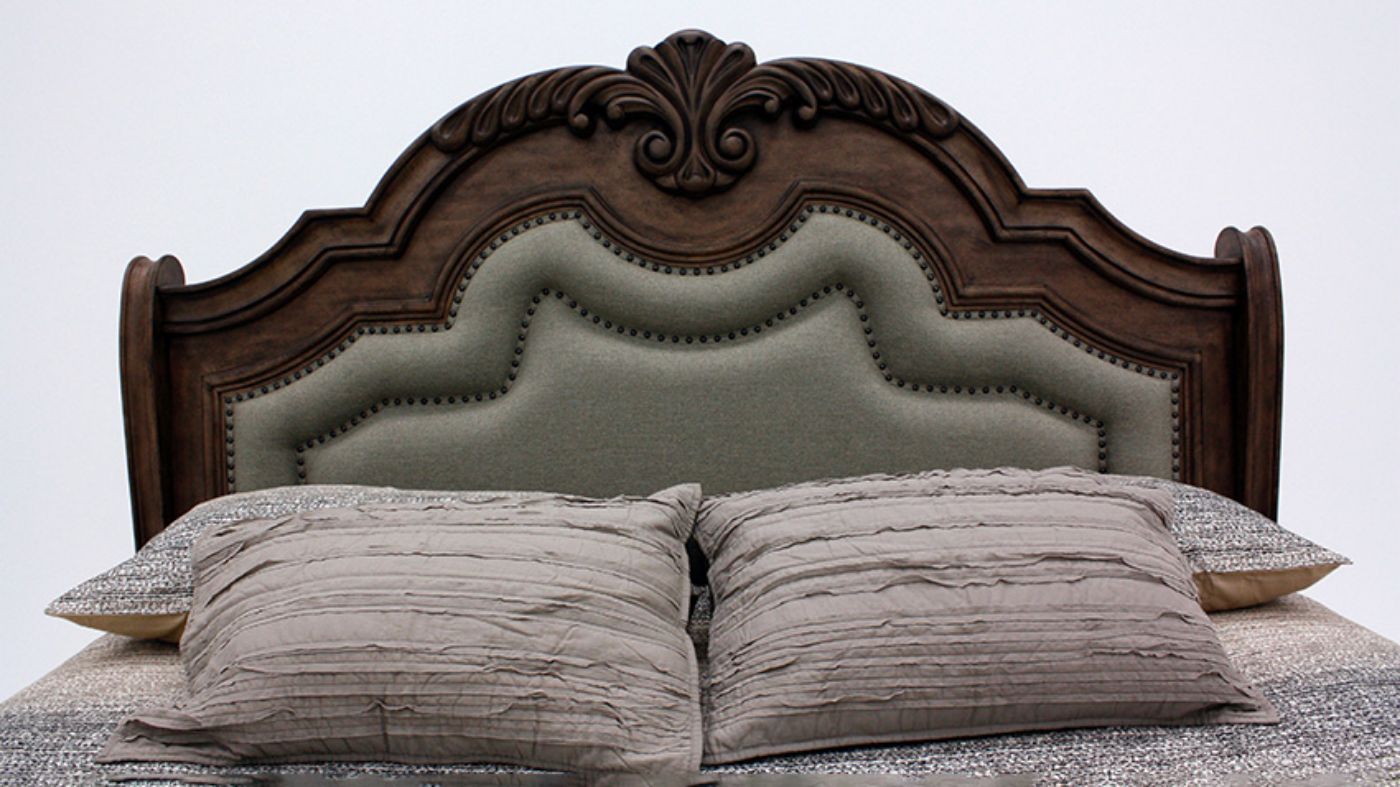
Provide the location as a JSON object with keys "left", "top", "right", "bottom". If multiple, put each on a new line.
{"left": 2, "top": 595, "right": 1398, "bottom": 786}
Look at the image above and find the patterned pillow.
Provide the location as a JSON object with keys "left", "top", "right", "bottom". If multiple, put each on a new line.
{"left": 1115, "top": 475, "right": 1348, "bottom": 610}
{"left": 45, "top": 486, "right": 561, "bottom": 641}
{"left": 48, "top": 470, "right": 1344, "bottom": 641}
{"left": 695, "top": 467, "right": 1278, "bottom": 764}
{"left": 99, "top": 485, "right": 703, "bottom": 772}
{"left": 684, "top": 469, "right": 1344, "bottom": 612}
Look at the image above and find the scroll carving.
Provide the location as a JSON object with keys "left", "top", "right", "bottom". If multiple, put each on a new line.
{"left": 429, "top": 29, "right": 960, "bottom": 196}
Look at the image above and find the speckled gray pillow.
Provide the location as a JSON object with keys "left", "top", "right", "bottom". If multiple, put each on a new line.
{"left": 1114, "top": 475, "right": 1348, "bottom": 610}
{"left": 49, "top": 470, "right": 1345, "bottom": 641}
{"left": 45, "top": 485, "right": 562, "bottom": 641}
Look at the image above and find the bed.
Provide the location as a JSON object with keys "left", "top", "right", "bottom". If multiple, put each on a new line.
{"left": 3, "top": 29, "right": 1398, "bottom": 785}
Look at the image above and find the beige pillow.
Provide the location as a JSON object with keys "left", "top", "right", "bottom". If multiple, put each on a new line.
{"left": 695, "top": 468, "right": 1277, "bottom": 764}
{"left": 1115, "top": 476, "right": 1347, "bottom": 611}
{"left": 100, "top": 485, "right": 703, "bottom": 773}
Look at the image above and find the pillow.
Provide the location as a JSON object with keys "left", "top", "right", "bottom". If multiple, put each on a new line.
{"left": 695, "top": 467, "right": 1277, "bottom": 765}
{"left": 98, "top": 485, "right": 703, "bottom": 772}
{"left": 46, "top": 485, "right": 554, "bottom": 641}
{"left": 1115, "top": 475, "right": 1348, "bottom": 611}
{"left": 671, "top": 470, "right": 1346, "bottom": 614}
{"left": 50, "top": 473, "right": 1340, "bottom": 641}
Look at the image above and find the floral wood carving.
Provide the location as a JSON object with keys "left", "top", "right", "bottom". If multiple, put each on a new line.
{"left": 429, "top": 29, "right": 960, "bottom": 197}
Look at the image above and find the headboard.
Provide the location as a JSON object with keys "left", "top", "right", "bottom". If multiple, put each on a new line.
{"left": 119, "top": 30, "right": 1283, "bottom": 547}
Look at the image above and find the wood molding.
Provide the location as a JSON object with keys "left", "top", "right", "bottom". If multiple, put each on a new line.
{"left": 430, "top": 30, "right": 959, "bottom": 197}
{"left": 152, "top": 31, "right": 1239, "bottom": 337}
{"left": 120, "top": 254, "right": 185, "bottom": 547}
{"left": 1217, "top": 225, "right": 1284, "bottom": 519}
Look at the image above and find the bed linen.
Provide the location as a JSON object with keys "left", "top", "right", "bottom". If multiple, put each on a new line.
{"left": 3, "top": 594, "right": 1397, "bottom": 785}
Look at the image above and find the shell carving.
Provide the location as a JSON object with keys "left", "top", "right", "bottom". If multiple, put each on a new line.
{"left": 430, "top": 30, "right": 960, "bottom": 197}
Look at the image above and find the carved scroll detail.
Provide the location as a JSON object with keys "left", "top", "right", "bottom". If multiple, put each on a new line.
{"left": 429, "top": 29, "right": 960, "bottom": 196}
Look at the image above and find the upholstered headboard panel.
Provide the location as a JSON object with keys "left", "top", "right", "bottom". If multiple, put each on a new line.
{"left": 119, "top": 30, "right": 1282, "bottom": 546}
{"left": 229, "top": 209, "right": 1174, "bottom": 495}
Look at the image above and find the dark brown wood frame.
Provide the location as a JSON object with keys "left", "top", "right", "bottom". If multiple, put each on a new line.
{"left": 119, "top": 30, "right": 1283, "bottom": 548}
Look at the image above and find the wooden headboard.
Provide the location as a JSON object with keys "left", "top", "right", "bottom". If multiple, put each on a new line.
{"left": 119, "top": 30, "right": 1282, "bottom": 548}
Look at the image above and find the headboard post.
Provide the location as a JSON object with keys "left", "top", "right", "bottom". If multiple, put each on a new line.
{"left": 120, "top": 254, "right": 184, "bottom": 548}
{"left": 1216, "top": 226, "right": 1284, "bottom": 519}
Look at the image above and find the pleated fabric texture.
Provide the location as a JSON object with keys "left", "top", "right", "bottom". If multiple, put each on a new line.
{"left": 695, "top": 467, "right": 1278, "bottom": 765}
{"left": 99, "top": 485, "right": 704, "bottom": 773}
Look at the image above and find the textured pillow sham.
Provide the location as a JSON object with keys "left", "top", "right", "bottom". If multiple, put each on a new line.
{"left": 45, "top": 485, "right": 560, "bottom": 641}
{"left": 1115, "top": 475, "right": 1348, "bottom": 611}
{"left": 695, "top": 467, "right": 1277, "bottom": 765}
{"left": 99, "top": 485, "right": 703, "bottom": 772}
{"left": 47, "top": 472, "right": 1344, "bottom": 640}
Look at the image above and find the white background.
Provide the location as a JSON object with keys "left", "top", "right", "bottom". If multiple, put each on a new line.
{"left": 2, "top": 2, "right": 1397, "bottom": 699}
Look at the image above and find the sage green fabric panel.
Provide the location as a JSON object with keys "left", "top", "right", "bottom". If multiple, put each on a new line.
{"left": 231, "top": 214, "right": 1173, "bottom": 495}
{"left": 305, "top": 298, "right": 1098, "bottom": 494}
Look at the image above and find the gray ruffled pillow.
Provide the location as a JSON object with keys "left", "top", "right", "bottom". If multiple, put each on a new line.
{"left": 99, "top": 484, "right": 703, "bottom": 772}
{"left": 695, "top": 467, "right": 1278, "bottom": 764}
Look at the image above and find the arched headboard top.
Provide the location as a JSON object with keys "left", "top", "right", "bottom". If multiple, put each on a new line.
{"left": 121, "top": 30, "right": 1282, "bottom": 546}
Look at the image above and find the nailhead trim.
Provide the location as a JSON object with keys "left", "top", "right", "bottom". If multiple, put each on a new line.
{"left": 292, "top": 283, "right": 1110, "bottom": 477}
{"left": 225, "top": 203, "right": 1180, "bottom": 489}
{"left": 223, "top": 400, "right": 236, "bottom": 489}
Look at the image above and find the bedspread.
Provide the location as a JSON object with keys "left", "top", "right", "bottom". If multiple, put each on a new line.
{"left": 2, "top": 595, "right": 1398, "bottom": 785}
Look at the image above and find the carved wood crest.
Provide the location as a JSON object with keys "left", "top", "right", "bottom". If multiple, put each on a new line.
{"left": 429, "top": 29, "right": 960, "bottom": 196}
